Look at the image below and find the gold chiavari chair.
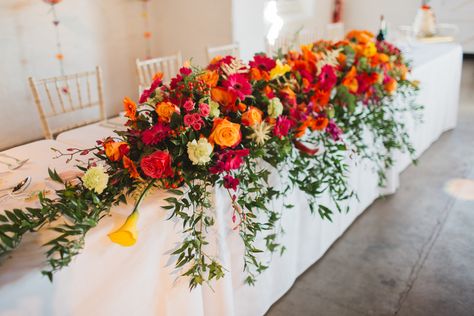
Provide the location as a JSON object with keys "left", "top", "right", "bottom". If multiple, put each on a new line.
{"left": 28, "top": 66, "right": 106, "bottom": 140}
{"left": 136, "top": 52, "right": 182, "bottom": 92}
{"left": 266, "top": 28, "right": 320, "bottom": 56}
{"left": 206, "top": 43, "right": 240, "bottom": 62}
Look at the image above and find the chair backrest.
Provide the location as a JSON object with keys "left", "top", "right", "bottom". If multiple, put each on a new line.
{"left": 206, "top": 43, "right": 240, "bottom": 62}
{"left": 136, "top": 52, "right": 182, "bottom": 92}
{"left": 326, "top": 22, "right": 345, "bottom": 41}
{"left": 266, "top": 29, "right": 319, "bottom": 56}
{"left": 28, "top": 66, "right": 106, "bottom": 139}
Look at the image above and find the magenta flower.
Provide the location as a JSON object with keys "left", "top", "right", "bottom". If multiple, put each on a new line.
{"left": 326, "top": 119, "right": 343, "bottom": 141}
{"left": 249, "top": 54, "right": 276, "bottom": 72}
{"left": 273, "top": 116, "right": 293, "bottom": 139}
{"left": 141, "top": 122, "right": 171, "bottom": 145}
{"left": 318, "top": 65, "right": 337, "bottom": 91}
{"left": 223, "top": 74, "right": 252, "bottom": 100}
{"left": 209, "top": 148, "right": 250, "bottom": 174}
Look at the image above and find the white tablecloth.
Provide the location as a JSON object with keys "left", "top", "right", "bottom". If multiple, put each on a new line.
{"left": 0, "top": 43, "right": 463, "bottom": 316}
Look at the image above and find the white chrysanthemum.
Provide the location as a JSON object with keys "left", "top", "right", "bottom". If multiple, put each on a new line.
{"left": 268, "top": 97, "right": 283, "bottom": 118}
{"left": 187, "top": 138, "right": 213, "bottom": 165}
{"left": 82, "top": 166, "right": 109, "bottom": 194}
{"left": 209, "top": 100, "right": 220, "bottom": 118}
{"left": 248, "top": 122, "right": 272, "bottom": 146}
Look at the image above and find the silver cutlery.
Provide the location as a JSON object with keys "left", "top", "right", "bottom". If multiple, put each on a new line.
{"left": 0, "top": 153, "right": 26, "bottom": 164}
{"left": 0, "top": 176, "right": 32, "bottom": 200}
{"left": 0, "top": 158, "right": 29, "bottom": 170}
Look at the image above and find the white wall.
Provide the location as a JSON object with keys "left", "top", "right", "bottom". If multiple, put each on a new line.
{"left": 0, "top": 0, "right": 232, "bottom": 150}
{"left": 343, "top": 0, "right": 474, "bottom": 52}
{"left": 233, "top": 0, "right": 334, "bottom": 61}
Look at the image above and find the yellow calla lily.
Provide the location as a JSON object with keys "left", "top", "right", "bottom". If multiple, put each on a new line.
{"left": 108, "top": 211, "right": 139, "bottom": 247}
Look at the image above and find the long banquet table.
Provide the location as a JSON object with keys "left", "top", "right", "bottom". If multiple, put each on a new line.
{"left": 0, "top": 42, "right": 463, "bottom": 316}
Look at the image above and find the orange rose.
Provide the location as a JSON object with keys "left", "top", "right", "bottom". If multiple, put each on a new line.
{"left": 209, "top": 118, "right": 241, "bottom": 148}
{"left": 345, "top": 30, "right": 374, "bottom": 44}
{"left": 103, "top": 139, "right": 129, "bottom": 162}
{"left": 198, "top": 70, "right": 219, "bottom": 88}
{"left": 123, "top": 156, "right": 140, "bottom": 179}
{"left": 384, "top": 78, "right": 397, "bottom": 94}
{"left": 156, "top": 101, "right": 179, "bottom": 122}
{"left": 123, "top": 97, "right": 137, "bottom": 121}
{"left": 241, "top": 106, "right": 263, "bottom": 126}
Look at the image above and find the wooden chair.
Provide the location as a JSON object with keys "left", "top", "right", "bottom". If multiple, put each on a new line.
{"left": 326, "top": 22, "right": 345, "bottom": 41}
{"left": 28, "top": 66, "right": 106, "bottom": 140}
{"left": 136, "top": 52, "right": 182, "bottom": 92}
{"left": 206, "top": 43, "right": 240, "bottom": 62}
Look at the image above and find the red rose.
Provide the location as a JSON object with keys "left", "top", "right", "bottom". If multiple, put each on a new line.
{"left": 140, "top": 150, "right": 173, "bottom": 179}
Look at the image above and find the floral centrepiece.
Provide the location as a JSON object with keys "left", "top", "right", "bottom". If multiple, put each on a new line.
{"left": 0, "top": 30, "right": 421, "bottom": 289}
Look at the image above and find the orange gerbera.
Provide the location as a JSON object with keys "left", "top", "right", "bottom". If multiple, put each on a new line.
{"left": 153, "top": 72, "right": 164, "bottom": 81}
{"left": 311, "top": 117, "right": 329, "bottom": 131}
{"left": 123, "top": 156, "right": 140, "bottom": 179}
{"left": 311, "top": 89, "right": 330, "bottom": 112}
{"left": 209, "top": 55, "right": 223, "bottom": 66}
{"left": 123, "top": 97, "right": 137, "bottom": 121}
{"left": 198, "top": 70, "right": 219, "bottom": 88}
{"left": 342, "top": 66, "right": 359, "bottom": 93}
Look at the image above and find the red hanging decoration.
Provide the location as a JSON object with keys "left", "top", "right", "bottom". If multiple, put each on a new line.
{"left": 332, "top": 0, "right": 344, "bottom": 23}
{"left": 43, "top": 0, "right": 62, "bottom": 4}
{"left": 43, "top": 0, "right": 65, "bottom": 76}
{"left": 141, "top": 0, "right": 152, "bottom": 59}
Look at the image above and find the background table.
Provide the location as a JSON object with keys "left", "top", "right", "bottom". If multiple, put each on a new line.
{"left": 0, "top": 42, "right": 463, "bottom": 316}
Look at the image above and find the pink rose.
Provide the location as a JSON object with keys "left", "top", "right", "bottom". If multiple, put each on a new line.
{"left": 183, "top": 99, "right": 194, "bottom": 112}
{"left": 184, "top": 114, "right": 195, "bottom": 126}
{"left": 199, "top": 103, "right": 210, "bottom": 117}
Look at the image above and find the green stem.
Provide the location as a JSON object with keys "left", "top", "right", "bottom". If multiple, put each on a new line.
{"left": 132, "top": 179, "right": 156, "bottom": 213}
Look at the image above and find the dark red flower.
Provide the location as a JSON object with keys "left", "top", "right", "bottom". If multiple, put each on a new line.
{"left": 141, "top": 122, "right": 171, "bottom": 145}
{"left": 223, "top": 174, "right": 240, "bottom": 190}
{"left": 207, "top": 55, "right": 235, "bottom": 71}
{"left": 139, "top": 77, "right": 162, "bottom": 103}
{"left": 140, "top": 150, "right": 173, "bottom": 179}
{"left": 249, "top": 54, "right": 276, "bottom": 72}
{"left": 180, "top": 67, "right": 192, "bottom": 76}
